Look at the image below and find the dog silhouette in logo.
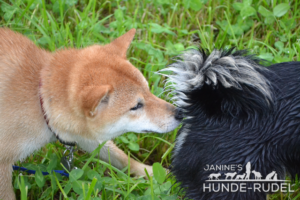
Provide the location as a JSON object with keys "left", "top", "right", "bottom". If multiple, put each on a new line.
{"left": 235, "top": 173, "right": 246, "bottom": 180}
{"left": 245, "top": 162, "right": 251, "bottom": 180}
{"left": 208, "top": 173, "right": 221, "bottom": 180}
{"left": 265, "top": 171, "right": 276, "bottom": 180}
{"left": 252, "top": 170, "right": 262, "bottom": 180}
{"left": 225, "top": 172, "right": 237, "bottom": 179}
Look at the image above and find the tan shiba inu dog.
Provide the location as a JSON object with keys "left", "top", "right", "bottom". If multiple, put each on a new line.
{"left": 0, "top": 28, "right": 182, "bottom": 199}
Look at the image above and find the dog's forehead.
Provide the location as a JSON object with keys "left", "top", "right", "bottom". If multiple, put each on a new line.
{"left": 78, "top": 45, "right": 149, "bottom": 88}
{"left": 121, "top": 61, "right": 149, "bottom": 86}
{"left": 113, "top": 66, "right": 149, "bottom": 94}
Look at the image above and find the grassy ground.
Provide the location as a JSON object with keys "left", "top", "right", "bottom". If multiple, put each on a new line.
{"left": 1, "top": 0, "right": 300, "bottom": 199}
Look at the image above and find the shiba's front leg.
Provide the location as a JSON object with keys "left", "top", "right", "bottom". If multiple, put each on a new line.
{"left": 0, "top": 162, "right": 15, "bottom": 200}
{"left": 78, "top": 140, "right": 153, "bottom": 177}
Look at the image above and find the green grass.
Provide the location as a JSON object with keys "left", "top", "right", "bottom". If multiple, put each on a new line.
{"left": 1, "top": 0, "right": 300, "bottom": 199}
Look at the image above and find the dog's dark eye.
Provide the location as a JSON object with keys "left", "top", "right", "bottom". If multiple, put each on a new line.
{"left": 130, "top": 103, "right": 143, "bottom": 111}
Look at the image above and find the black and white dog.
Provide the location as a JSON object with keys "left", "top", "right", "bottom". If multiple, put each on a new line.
{"left": 162, "top": 48, "right": 300, "bottom": 199}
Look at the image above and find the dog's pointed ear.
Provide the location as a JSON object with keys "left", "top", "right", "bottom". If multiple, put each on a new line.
{"left": 107, "top": 28, "right": 136, "bottom": 58}
{"left": 81, "top": 85, "right": 112, "bottom": 117}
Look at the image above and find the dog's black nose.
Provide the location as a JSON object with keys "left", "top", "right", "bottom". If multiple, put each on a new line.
{"left": 175, "top": 109, "right": 184, "bottom": 121}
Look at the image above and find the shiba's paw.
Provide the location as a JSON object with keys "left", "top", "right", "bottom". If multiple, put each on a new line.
{"left": 131, "top": 163, "right": 170, "bottom": 180}
{"left": 131, "top": 163, "right": 153, "bottom": 178}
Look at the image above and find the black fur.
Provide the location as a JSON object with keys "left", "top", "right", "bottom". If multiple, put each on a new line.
{"left": 163, "top": 48, "right": 300, "bottom": 200}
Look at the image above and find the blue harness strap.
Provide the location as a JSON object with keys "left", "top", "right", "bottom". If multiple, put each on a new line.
{"left": 13, "top": 165, "right": 69, "bottom": 177}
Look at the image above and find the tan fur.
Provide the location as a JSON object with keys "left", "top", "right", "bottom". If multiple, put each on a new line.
{"left": 0, "top": 28, "right": 180, "bottom": 199}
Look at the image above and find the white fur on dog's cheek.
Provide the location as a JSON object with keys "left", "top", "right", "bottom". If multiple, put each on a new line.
{"left": 161, "top": 117, "right": 181, "bottom": 133}
{"left": 99, "top": 116, "right": 131, "bottom": 141}
{"left": 103, "top": 113, "right": 161, "bottom": 138}
{"left": 52, "top": 111, "right": 180, "bottom": 143}
{"left": 95, "top": 112, "right": 180, "bottom": 141}
{"left": 132, "top": 112, "right": 180, "bottom": 134}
